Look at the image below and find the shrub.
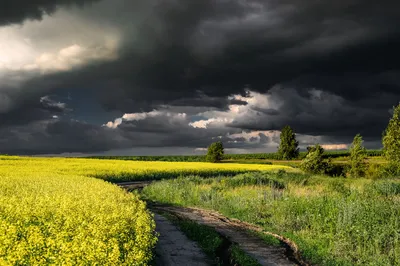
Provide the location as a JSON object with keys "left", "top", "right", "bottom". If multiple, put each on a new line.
{"left": 379, "top": 163, "right": 400, "bottom": 178}
{"left": 300, "top": 144, "right": 328, "bottom": 174}
{"left": 365, "top": 163, "right": 384, "bottom": 179}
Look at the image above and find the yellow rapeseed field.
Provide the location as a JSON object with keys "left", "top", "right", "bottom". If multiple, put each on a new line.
{"left": 0, "top": 156, "right": 290, "bottom": 264}
{"left": 0, "top": 156, "right": 292, "bottom": 182}
{"left": 0, "top": 157, "right": 157, "bottom": 265}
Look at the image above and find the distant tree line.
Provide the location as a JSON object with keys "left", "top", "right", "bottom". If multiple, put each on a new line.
{"left": 87, "top": 150, "right": 382, "bottom": 162}
{"left": 89, "top": 102, "right": 400, "bottom": 178}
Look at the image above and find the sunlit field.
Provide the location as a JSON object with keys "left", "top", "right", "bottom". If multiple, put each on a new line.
{"left": 0, "top": 156, "right": 291, "bottom": 264}
{"left": 4, "top": 155, "right": 397, "bottom": 265}
{"left": 0, "top": 156, "right": 293, "bottom": 182}
{"left": 0, "top": 156, "right": 160, "bottom": 265}
{"left": 142, "top": 172, "right": 400, "bottom": 265}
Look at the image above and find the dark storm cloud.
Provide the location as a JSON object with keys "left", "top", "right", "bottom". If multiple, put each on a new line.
{"left": 0, "top": 119, "right": 128, "bottom": 155}
{"left": 114, "top": 112, "right": 242, "bottom": 148}
{"left": 0, "top": 0, "right": 99, "bottom": 25}
{"left": 0, "top": 95, "right": 70, "bottom": 127}
{"left": 40, "top": 96, "right": 69, "bottom": 113}
{"left": 227, "top": 87, "right": 395, "bottom": 140}
{"left": 2, "top": 0, "right": 400, "bottom": 154}
{"left": 41, "top": 0, "right": 399, "bottom": 114}
{"left": 5, "top": 0, "right": 399, "bottom": 112}
{"left": 168, "top": 93, "right": 248, "bottom": 110}
{"left": 0, "top": 112, "right": 238, "bottom": 154}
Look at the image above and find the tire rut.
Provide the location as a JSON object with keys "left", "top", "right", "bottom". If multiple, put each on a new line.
{"left": 150, "top": 203, "right": 305, "bottom": 266}
{"left": 153, "top": 213, "right": 212, "bottom": 266}
{"left": 117, "top": 181, "right": 309, "bottom": 266}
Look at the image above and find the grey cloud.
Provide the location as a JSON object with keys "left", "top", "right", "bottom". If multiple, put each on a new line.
{"left": 0, "top": 87, "right": 387, "bottom": 155}
{"left": 252, "top": 107, "right": 280, "bottom": 116}
{"left": 227, "top": 87, "right": 394, "bottom": 140}
{"left": 40, "top": 95, "right": 69, "bottom": 113}
{"left": 1, "top": 0, "right": 400, "bottom": 154}
{"left": 0, "top": 0, "right": 99, "bottom": 26}
{"left": 114, "top": 112, "right": 242, "bottom": 148}
{"left": 0, "top": 119, "right": 126, "bottom": 155}
{"left": 258, "top": 133, "right": 270, "bottom": 144}
{"left": 0, "top": 95, "right": 70, "bottom": 127}
{"left": 4, "top": 0, "right": 400, "bottom": 114}
{"left": 9, "top": 0, "right": 397, "bottom": 114}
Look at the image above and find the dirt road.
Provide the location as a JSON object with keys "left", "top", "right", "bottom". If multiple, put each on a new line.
{"left": 118, "top": 182, "right": 306, "bottom": 266}
{"left": 153, "top": 213, "right": 212, "bottom": 266}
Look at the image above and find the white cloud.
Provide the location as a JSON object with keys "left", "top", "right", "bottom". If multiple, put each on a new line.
{"left": 189, "top": 117, "right": 233, "bottom": 129}
{"left": 104, "top": 118, "right": 123, "bottom": 129}
{"left": 104, "top": 110, "right": 187, "bottom": 128}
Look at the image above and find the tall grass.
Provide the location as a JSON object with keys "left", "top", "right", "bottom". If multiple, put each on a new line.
{"left": 142, "top": 172, "right": 400, "bottom": 265}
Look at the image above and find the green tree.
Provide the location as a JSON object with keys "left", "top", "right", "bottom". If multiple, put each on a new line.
{"left": 277, "top": 125, "right": 299, "bottom": 160}
{"left": 383, "top": 103, "right": 400, "bottom": 165}
{"left": 206, "top": 141, "right": 224, "bottom": 163}
{"left": 300, "top": 144, "right": 326, "bottom": 174}
{"left": 348, "top": 134, "right": 367, "bottom": 178}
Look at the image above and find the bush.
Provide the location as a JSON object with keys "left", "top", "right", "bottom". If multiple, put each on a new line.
{"left": 379, "top": 163, "right": 400, "bottom": 178}
{"left": 300, "top": 145, "right": 345, "bottom": 176}
{"left": 365, "top": 163, "right": 384, "bottom": 179}
{"left": 300, "top": 144, "right": 327, "bottom": 174}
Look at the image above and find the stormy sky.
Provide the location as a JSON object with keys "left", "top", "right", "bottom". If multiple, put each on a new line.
{"left": 0, "top": 0, "right": 399, "bottom": 155}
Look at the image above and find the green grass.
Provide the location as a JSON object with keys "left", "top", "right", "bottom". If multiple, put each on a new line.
{"left": 230, "top": 245, "right": 260, "bottom": 266}
{"left": 246, "top": 230, "right": 281, "bottom": 247}
{"left": 142, "top": 171, "right": 400, "bottom": 265}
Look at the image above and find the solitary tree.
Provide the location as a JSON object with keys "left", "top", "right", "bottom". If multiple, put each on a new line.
{"left": 348, "top": 134, "right": 367, "bottom": 178}
{"left": 277, "top": 125, "right": 299, "bottom": 160}
{"left": 206, "top": 141, "right": 224, "bottom": 163}
{"left": 383, "top": 103, "right": 400, "bottom": 165}
{"left": 300, "top": 144, "right": 326, "bottom": 174}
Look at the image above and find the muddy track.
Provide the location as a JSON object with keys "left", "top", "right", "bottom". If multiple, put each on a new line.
{"left": 118, "top": 182, "right": 309, "bottom": 266}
